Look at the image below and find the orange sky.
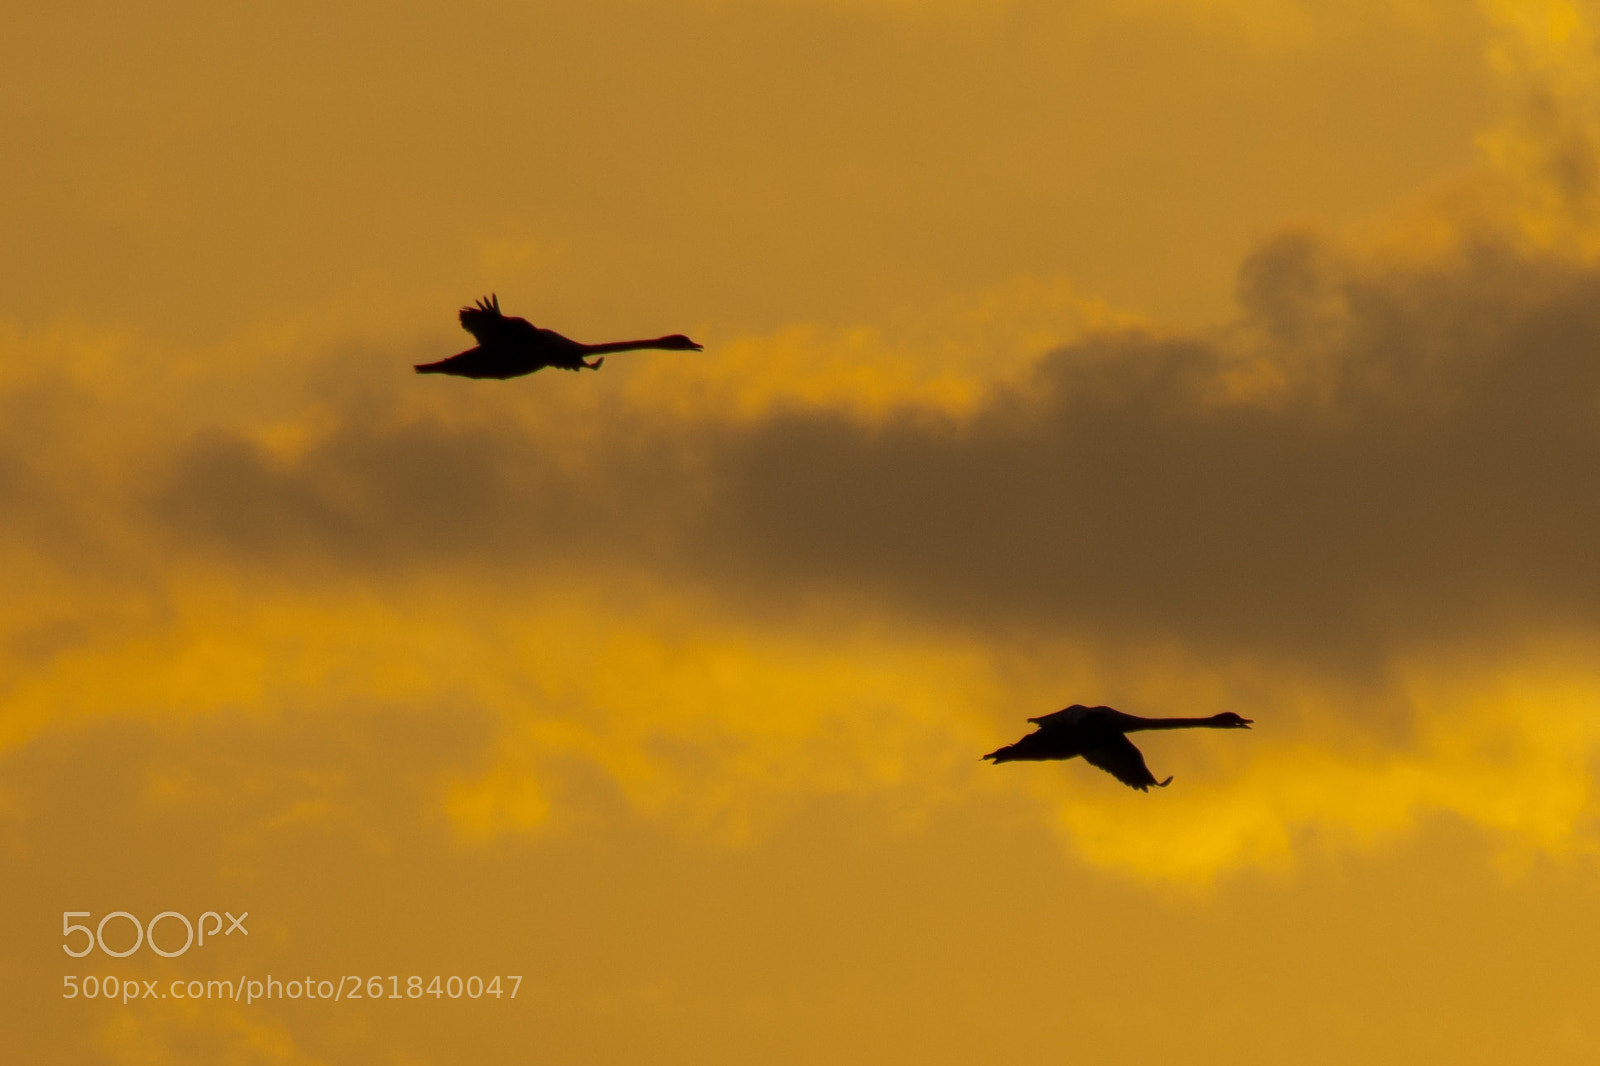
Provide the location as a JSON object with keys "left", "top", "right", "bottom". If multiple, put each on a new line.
{"left": 5, "top": 1, "right": 1600, "bottom": 1062}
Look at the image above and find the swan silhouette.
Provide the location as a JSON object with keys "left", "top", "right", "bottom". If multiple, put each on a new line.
{"left": 983, "top": 704, "right": 1252, "bottom": 791}
{"left": 415, "top": 294, "right": 703, "bottom": 379}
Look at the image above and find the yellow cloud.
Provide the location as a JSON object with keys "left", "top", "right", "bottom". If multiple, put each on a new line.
{"left": 623, "top": 276, "right": 1137, "bottom": 423}
{"left": 9, "top": 522, "right": 1599, "bottom": 886}
{"left": 1035, "top": 640, "right": 1600, "bottom": 882}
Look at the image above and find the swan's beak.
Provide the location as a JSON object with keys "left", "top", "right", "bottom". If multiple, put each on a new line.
{"left": 1240, "top": 718, "right": 1254, "bottom": 728}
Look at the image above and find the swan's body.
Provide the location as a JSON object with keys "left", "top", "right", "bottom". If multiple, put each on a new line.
{"left": 983, "top": 704, "right": 1252, "bottom": 791}
{"left": 415, "top": 294, "right": 703, "bottom": 379}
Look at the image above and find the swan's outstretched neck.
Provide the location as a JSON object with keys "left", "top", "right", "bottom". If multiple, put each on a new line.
{"left": 1125, "top": 716, "right": 1225, "bottom": 731}
{"left": 1126, "top": 713, "right": 1251, "bottom": 731}
{"left": 583, "top": 335, "right": 703, "bottom": 355}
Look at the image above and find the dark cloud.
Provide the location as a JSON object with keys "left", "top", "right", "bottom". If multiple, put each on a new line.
{"left": 146, "top": 235, "right": 1600, "bottom": 670}
{"left": 151, "top": 402, "right": 703, "bottom": 574}
{"left": 696, "top": 238, "right": 1600, "bottom": 663}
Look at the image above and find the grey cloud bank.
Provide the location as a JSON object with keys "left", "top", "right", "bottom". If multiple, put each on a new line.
{"left": 140, "top": 235, "right": 1600, "bottom": 673}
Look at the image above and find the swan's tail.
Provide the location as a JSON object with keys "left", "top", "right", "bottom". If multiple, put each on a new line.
{"left": 415, "top": 347, "right": 482, "bottom": 376}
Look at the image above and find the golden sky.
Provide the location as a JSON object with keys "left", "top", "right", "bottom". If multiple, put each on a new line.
{"left": 5, "top": 0, "right": 1600, "bottom": 1062}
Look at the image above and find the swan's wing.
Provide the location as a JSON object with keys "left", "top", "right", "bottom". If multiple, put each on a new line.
{"left": 1028, "top": 704, "right": 1096, "bottom": 727}
{"left": 1080, "top": 733, "right": 1167, "bottom": 791}
{"left": 459, "top": 294, "right": 534, "bottom": 346}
